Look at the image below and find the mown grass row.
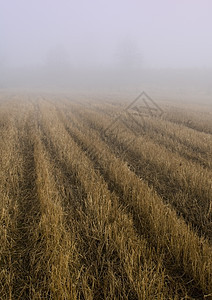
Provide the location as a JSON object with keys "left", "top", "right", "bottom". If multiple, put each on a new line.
{"left": 52, "top": 101, "right": 212, "bottom": 298}
{"left": 1, "top": 95, "right": 212, "bottom": 299}
{"left": 164, "top": 105, "right": 212, "bottom": 134}
{"left": 66, "top": 103, "right": 212, "bottom": 239}
{"left": 1, "top": 100, "right": 78, "bottom": 299}
{"left": 38, "top": 98, "right": 177, "bottom": 299}
{"left": 58, "top": 96, "right": 212, "bottom": 169}
{"left": 0, "top": 103, "right": 22, "bottom": 299}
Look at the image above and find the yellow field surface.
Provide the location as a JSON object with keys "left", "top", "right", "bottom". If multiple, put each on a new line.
{"left": 0, "top": 92, "right": 212, "bottom": 299}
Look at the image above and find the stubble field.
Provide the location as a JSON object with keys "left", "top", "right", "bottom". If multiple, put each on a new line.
{"left": 0, "top": 91, "right": 212, "bottom": 299}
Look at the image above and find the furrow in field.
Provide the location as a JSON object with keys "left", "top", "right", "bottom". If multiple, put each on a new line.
{"left": 100, "top": 130, "right": 212, "bottom": 238}
{"left": 164, "top": 106, "right": 212, "bottom": 135}
{"left": 10, "top": 110, "right": 42, "bottom": 299}
{"left": 38, "top": 99, "right": 185, "bottom": 299}
{"left": 0, "top": 100, "right": 42, "bottom": 299}
{"left": 31, "top": 135, "right": 79, "bottom": 299}
{"left": 0, "top": 109, "right": 22, "bottom": 299}
{"left": 2, "top": 95, "right": 212, "bottom": 299}
{"left": 67, "top": 105, "right": 212, "bottom": 240}
{"left": 74, "top": 103, "right": 212, "bottom": 170}
{"left": 123, "top": 114, "right": 212, "bottom": 170}
{"left": 1, "top": 99, "right": 78, "bottom": 299}
{"left": 53, "top": 104, "right": 212, "bottom": 298}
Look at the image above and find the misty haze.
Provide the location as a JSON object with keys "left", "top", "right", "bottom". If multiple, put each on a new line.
{"left": 1, "top": 1, "right": 212, "bottom": 299}
{"left": 1, "top": 0, "right": 212, "bottom": 95}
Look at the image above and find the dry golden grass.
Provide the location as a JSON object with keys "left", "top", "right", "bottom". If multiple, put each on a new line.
{"left": 0, "top": 92, "right": 212, "bottom": 299}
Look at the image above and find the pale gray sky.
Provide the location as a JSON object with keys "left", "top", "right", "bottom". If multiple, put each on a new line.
{"left": 1, "top": 0, "right": 212, "bottom": 69}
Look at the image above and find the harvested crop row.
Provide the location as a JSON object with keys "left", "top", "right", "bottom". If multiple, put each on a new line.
{"left": 0, "top": 104, "right": 22, "bottom": 299}
{"left": 1, "top": 95, "right": 212, "bottom": 299}
{"left": 31, "top": 135, "right": 79, "bottom": 299}
{"left": 123, "top": 114, "right": 212, "bottom": 169}
{"left": 164, "top": 105, "right": 212, "bottom": 135}
{"left": 38, "top": 98, "right": 177, "bottom": 299}
{"left": 69, "top": 101, "right": 212, "bottom": 168}
{"left": 67, "top": 104, "right": 212, "bottom": 239}
{"left": 65, "top": 98, "right": 212, "bottom": 167}
{"left": 54, "top": 104, "right": 212, "bottom": 297}
{"left": 1, "top": 100, "right": 78, "bottom": 299}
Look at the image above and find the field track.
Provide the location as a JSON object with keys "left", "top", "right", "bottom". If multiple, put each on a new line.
{"left": 0, "top": 92, "right": 212, "bottom": 299}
